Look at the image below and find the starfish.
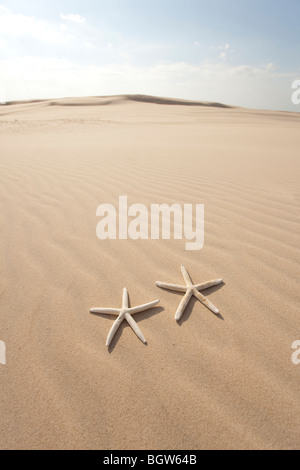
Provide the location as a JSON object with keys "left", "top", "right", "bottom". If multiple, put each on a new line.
{"left": 156, "top": 265, "right": 223, "bottom": 321}
{"left": 90, "top": 288, "right": 160, "bottom": 347}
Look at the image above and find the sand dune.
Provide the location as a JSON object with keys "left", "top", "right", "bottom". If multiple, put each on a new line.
{"left": 121, "top": 94, "right": 232, "bottom": 107}
{"left": 4, "top": 94, "right": 232, "bottom": 108}
{"left": 0, "top": 96, "right": 299, "bottom": 450}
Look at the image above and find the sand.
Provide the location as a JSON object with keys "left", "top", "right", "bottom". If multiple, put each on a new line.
{"left": 0, "top": 95, "right": 299, "bottom": 450}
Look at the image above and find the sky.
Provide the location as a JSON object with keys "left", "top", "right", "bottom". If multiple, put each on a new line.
{"left": 0, "top": 0, "right": 299, "bottom": 110}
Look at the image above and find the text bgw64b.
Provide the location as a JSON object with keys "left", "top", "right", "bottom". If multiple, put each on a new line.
{"left": 96, "top": 196, "right": 204, "bottom": 251}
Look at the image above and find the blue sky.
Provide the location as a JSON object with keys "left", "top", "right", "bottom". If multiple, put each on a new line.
{"left": 0, "top": 0, "right": 299, "bottom": 110}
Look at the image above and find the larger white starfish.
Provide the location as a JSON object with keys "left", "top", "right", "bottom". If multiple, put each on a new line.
{"left": 156, "top": 265, "right": 223, "bottom": 321}
{"left": 90, "top": 288, "right": 160, "bottom": 347}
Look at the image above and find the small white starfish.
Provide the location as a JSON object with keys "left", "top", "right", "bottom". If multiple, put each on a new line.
{"left": 156, "top": 265, "right": 223, "bottom": 321}
{"left": 90, "top": 288, "right": 160, "bottom": 347}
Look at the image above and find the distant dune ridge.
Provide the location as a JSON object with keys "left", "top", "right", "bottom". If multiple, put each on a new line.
{"left": 0, "top": 95, "right": 299, "bottom": 450}
{"left": 2, "top": 93, "right": 233, "bottom": 108}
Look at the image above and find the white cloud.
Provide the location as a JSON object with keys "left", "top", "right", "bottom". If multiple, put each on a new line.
{"left": 219, "top": 43, "right": 230, "bottom": 51}
{"left": 85, "top": 41, "right": 95, "bottom": 49}
{"left": 60, "top": 13, "right": 86, "bottom": 24}
{"left": 266, "top": 62, "right": 276, "bottom": 70}
{"left": 0, "top": 6, "right": 75, "bottom": 44}
{"left": 0, "top": 5, "right": 9, "bottom": 13}
{"left": 210, "top": 43, "right": 231, "bottom": 59}
{"left": 0, "top": 37, "right": 7, "bottom": 48}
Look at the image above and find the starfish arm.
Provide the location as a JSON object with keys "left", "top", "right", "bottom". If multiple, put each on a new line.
{"left": 122, "top": 288, "right": 129, "bottom": 309}
{"left": 129, "top": 299, "right": 160, "bottom": 314}
{"left": 106, "top": 315, "right": 124, "bottom": 347}
{"left": 125, "top": 313, "right": 147, "bottom": 344}
{"left": 90, "top": 308, "right": 120, "bottom": 315}
{"left": 156, "top": 282, "right": 187, "bottom": 292}
{"left": 193, "top": 289, "right": 220, "bottom": 315}
{"left": 181, "top": 265, "right": 193, "bottom": 286}
{"left": 175, "top": 290, "right": 193, "bottom": 321}
{"left": 194, "top": 279, "right": 223, "bottom": 291}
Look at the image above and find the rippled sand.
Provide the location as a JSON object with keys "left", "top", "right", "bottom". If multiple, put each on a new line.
{"left": 0, "top": 95, "right": 299, "bottom": 449}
